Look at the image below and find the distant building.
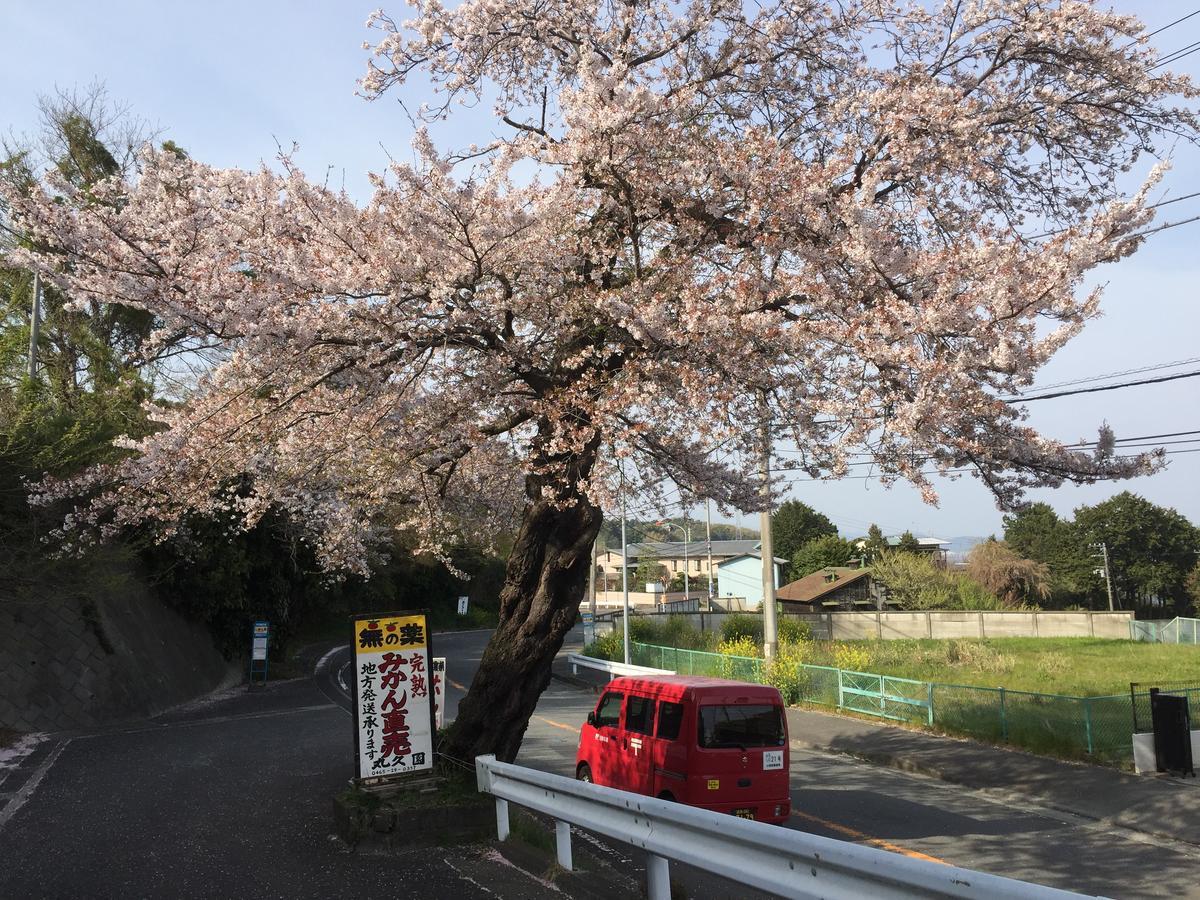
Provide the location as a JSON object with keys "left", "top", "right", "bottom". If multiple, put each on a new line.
{"left": 714, "top": 552, "right": 787, "bottom": 608}
{"left": 853, "top": 535, "right": 949, "bottom": 563}
{"left": 599, "top": 539, "right": 764, "bottom": 588}
{"left": 777, "top": 567, "right": 882, "bottom": 613}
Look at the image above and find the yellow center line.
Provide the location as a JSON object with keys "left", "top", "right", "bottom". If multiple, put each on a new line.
{"left": 790, "top": 810, "right": 949, "bottom": 865}
{"left": 534, "top": 715, "right": 581, "bottom": 733}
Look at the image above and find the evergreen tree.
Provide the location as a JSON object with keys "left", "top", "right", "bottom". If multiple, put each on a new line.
{"left": 771, "top": 500, "right": 837, "bottom": 574}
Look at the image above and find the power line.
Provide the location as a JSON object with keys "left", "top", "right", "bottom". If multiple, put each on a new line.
{"left": 1067, "top": 429, "right": 1200, "bottom": 446}
{"left": 1026, "top": 191, "right": 1200, "bottom": 240}
{"left": 1154, "top": 39, "right": 1200, "bottom": 68}
{"left": 1142, "top": 8, "right": 1200, "bottom": 41}
{"left": 1020, "top": 357, "right": 1200, "bottom": 394}
{"left": 1006, "top": 369, "right": 1200, "bottom": 403}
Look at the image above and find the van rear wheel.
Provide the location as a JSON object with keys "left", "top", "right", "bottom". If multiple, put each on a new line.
{"left": 576, "top": 763, "right": 593, "bottom": 783}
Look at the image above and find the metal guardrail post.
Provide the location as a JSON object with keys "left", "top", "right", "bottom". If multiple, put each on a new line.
{"left": 837, "top": 668, "right": 844, "bottom": 709}
{"left": 496, "top": 798, "right": 510, "bottom": 841}
{"left": 555, "top": 820, "right": 573, "bottom": 871}
{"left": 999, "top": 687, "right": 1008, "bottom": 741}
{"left": 1083, "top": 698, "right": 1094, "bottom": 755}
{"left": 646, "top": 854, "right": 671, "bottom": 900}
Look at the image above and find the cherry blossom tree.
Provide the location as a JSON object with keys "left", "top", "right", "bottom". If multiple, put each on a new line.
{"left": 5, "top": 0, "right": 1197, "bottom": 762}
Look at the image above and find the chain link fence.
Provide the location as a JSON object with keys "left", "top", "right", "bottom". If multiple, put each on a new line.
{"left": 627, "top": 641, "right": 1139, "bottom": 766}
{"left": 1129, "top": 681, "right": 1200, "bottom": 733}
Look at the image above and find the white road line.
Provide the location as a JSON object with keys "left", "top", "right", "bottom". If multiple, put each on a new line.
{"left": 316, "top": 645, "right": 347, "bottom": 672}
{"left": 336, "top": 662, "right": 350, "bottom": 694}
{"left": 0, "top": 739, "right": 69, "bottom": 831}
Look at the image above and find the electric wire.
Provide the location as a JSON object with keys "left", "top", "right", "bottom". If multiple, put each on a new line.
{"left": 1005, "top": 369, "right": 1200, "bottom": 402}
{"left": 1141, "top": 8, "right": 1200, "bottom": 41}
{"left": 1017, "top": 358, "right": 1200, "bottom": 393}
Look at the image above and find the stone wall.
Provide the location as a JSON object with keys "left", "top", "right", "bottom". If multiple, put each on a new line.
{"left": 0, "top": 577, "right": 233, "bottom": 733}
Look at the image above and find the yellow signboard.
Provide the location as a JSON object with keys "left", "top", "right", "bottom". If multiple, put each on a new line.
{"left": 353, "top": 614, "right": 428, "bottom": 654}
{"left": 351, "top": 610, "right": 435, "bottom": 780}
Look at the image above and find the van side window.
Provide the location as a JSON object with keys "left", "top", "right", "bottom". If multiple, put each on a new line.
{"left": 625, "top": 695, "right": 656, "bottom": 735}
{"left": 595, "top": 692, "right": 623, "bottom": 728}
{"left": 657, "top": 701, "right": 684, "bottom": 740}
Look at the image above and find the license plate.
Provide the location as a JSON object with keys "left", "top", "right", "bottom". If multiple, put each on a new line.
{"left": 733, "top": 808, "right": 755, "bottom": 820}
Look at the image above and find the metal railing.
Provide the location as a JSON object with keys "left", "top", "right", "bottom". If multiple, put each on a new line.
{"left": 622, "top": 642, "right": 1138, "bottom": 765}
{"left": 566, "top": 653, "right": 674, "bottom": 678}
{"left": 475, "top": 755, "right": 1087, "bottom": 899}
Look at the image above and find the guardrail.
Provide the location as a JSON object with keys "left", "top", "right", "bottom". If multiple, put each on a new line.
{"left": 475, "top": 755, "right": 1089, "bottom": 900}
{"left": 566, "top": 653, "right": 674, "bottom": 678}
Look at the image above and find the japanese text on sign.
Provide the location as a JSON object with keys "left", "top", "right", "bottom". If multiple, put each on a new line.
{"left": 353, "top": 613, "right": 434, "bottom": 779}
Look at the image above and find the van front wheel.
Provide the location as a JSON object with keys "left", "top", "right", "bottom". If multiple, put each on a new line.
{"left": 576, "top": 763, "right": 593, "bottom": 783}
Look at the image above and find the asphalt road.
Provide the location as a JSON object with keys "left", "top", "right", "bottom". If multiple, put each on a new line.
{"left": 413, "top": 629, "right": 1200, "bottom": 900}
{"left": 3, "top": 627, "right": 1199, "bottom": 899}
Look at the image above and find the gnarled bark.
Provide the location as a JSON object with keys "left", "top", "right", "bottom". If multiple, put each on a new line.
{"left": 442, "top": 473, "right": 601, "bottom": 764}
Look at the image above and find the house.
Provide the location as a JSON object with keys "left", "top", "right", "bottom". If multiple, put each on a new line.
{"left": 777, "top": 567, "right": 883, "bottom": 613}
{"left": 598, "top": 539, "right": 763, "bottom": 589}
{"left": 853, "top": 535, "right": 949, "bottom": 563}
{"left": 714, "top": 552, "right": 788, "bottom": 608}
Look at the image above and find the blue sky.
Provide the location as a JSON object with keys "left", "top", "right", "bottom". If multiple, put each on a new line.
{"left": 2, "top": 1, "right": 1197, "bottom": 539}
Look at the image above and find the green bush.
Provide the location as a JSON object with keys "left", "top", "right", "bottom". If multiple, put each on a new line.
{"left": 778, "top": 616, "right": 812, "bottom": 645}
{"left": 716, "top": 635, "right": 761, "bottom": 680}
{"left": 720, "top": 613, "right": 763, "bottom": 644}
{"left": 764, "top": 642, "right": 809, "bottom": 703}
{"left": 833, "top": 642, "right": 872, "bottom": 672}
{"left": 584, "top": 629, "right": 624, "bottom": 661}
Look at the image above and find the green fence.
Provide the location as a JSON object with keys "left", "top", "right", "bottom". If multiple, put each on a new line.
{"left": 1129, "top": 617, "right": 1200, "bottom": 644}
{"left": 628, "top": 641, "right": 1138, "bottom": 766}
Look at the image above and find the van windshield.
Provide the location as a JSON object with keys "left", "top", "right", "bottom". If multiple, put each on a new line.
{"left": 697, "top": 705, "right": 785, "bottom": 749}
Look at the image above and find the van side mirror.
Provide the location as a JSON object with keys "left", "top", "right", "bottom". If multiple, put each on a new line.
{"left": 586, "top": 711, "right": 597, "bottom": 728}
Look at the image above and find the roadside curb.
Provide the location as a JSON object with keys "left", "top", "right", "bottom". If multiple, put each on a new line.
{"left": 549, "top": 671, "right": 603, "bottom": 694}
{"left": 789, "top": 735, "right": 1200, "bottom": 851}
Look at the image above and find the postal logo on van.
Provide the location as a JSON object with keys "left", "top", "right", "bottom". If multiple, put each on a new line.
{"left": 707, "top": 779, "right": 720, "bottom": 791}
{"left": 763, "top": 750, "right": 784, "bottom": 771}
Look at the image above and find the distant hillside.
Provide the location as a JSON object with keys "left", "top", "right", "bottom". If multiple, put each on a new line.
{"left": 945, "top": 535, "right": 989, "bottom": 554}
{"left": 944, "top": 535, "right": 989, "bottom": 564}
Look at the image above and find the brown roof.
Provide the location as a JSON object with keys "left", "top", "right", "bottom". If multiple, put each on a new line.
{"left": 776, "top": 567, "right": 871, "bottom": 604}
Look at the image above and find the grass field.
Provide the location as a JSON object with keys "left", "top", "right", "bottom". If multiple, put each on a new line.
{"left": 799, "top": 637, "right": 1200, "bottom": 696}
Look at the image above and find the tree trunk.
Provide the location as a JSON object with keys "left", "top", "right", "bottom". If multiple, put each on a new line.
{"left": 442, "top": 476, "right": 601, "bottom": 764}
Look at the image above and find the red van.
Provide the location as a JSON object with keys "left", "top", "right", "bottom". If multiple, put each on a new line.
{"left": 575, "top": 675, "right": 790, "bottom": 824}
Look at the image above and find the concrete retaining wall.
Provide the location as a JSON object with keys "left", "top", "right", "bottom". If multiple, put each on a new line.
{"left": 0, "top": 573, "right": 232, "bottom": 733}
{"left": 591, "top": 608, "right": 1135, "bottom": 641}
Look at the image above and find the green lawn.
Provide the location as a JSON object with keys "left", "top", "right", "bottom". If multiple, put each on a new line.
{"left": 802, "top": 637, "right": 1200, "bottom": 696}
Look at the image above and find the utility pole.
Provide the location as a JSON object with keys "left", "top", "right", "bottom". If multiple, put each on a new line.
{"left": 682, "top": 509, "right": 690, "bottom": 602}
{"left": 588, "top": 539, "right": 597, "bottom": 619}
{"left": 1094, "top": 541, "right": 1116, "bottom": 612}
{"left": 27, "top": 272, "right": 41, "bottom": 380}
{"left": 759, "top": 399, "right": 778, "bottom": 661}
{"left": 621, "top": 488, "right": 631, "bottom": 665}
{"left": 705, "top": 499, "right": 714, "bottom": 604}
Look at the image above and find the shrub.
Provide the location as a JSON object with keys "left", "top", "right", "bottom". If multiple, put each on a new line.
{"left": 955, "top": 576, "right": 1008, "bottom": 611}
{"left": 716, "top": 635, "right": 760, "bottom": 680}
{"left": 778, "top": 616, "right": 812, "bottom": 645}
{"left": 764, "top": 642, "right": 809, "bottom": 703}
{"left": 584, "top": 630, "right": 623, "bottom": 661}
{"left": 942, "top": 639, "right": 1014, "bottom": 674}
{"left": 720, "top": 613, "right": 763, "bottom": 644}
{"left": 628, "top": 616, "right": 657, "bottom": 643}
{"left": 833, "top": 642, "right": 872, "bottom": 672}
